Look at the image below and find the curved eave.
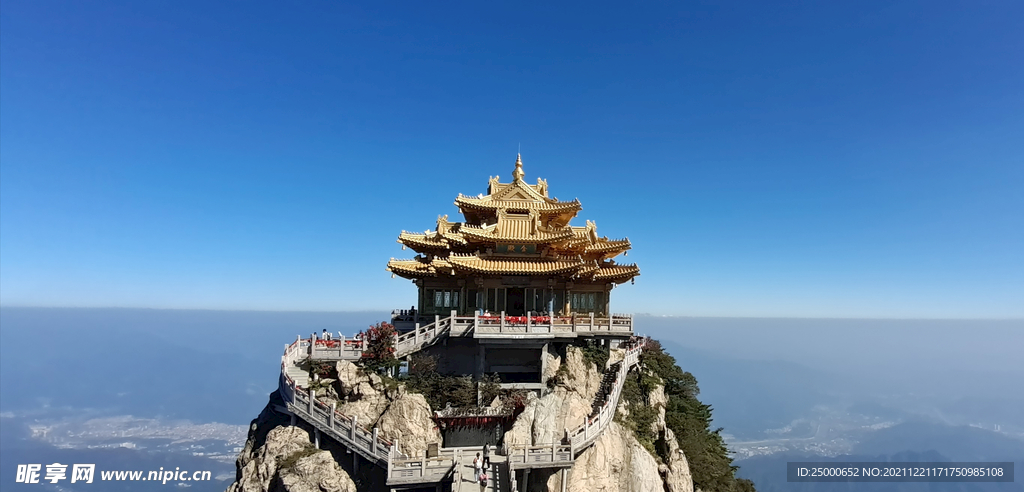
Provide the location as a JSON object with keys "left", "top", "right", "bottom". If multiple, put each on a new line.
{"left": 591, "top": 264, "right": 641, "bottom": 283}
{"left": 442, "top": 232, "right": 469, "bottom": 246}
{"left": 386, "top": 258, "right": 437, "bottom": 279}
{"left": 585, "top": 238, "right": 631, "bottom": 254}
{"left": 397, "top": 233, "right": 450, "bottom": 253}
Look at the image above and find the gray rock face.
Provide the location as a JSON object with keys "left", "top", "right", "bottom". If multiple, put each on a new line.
{"left": 660, "top": 427, "right": 695, "bottom": 492}
{"left": 507, "top": 346, "right": 694, "bottom": 492}
{"left": 276, "top": 450, "right": 358, "bottom": 492}
{"left": 228, "top": 425, "right": 356, "bottom": 492}
{"left": 505, "top": 346, "right": 601, "bottom": 449}
{"left": 555, "top": 421, "right": 664, "bottom": 492}
{"left": 332, "top": 361, "right": 442, "bottom": 457}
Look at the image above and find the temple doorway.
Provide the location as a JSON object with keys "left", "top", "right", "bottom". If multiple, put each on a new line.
{"left": 506, "top": 288, "right": 525, "bottom": 315}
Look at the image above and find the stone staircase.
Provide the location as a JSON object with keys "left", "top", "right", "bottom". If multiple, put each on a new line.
{"left": 285, "top": 361, "right": 308, "bottom": 387}
{"left": 590, "top": 360, "right": 622, "bottom": 419}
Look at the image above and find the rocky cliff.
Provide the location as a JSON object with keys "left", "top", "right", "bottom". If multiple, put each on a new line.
{"left": 227, "top": 392, "right": 357, "bottom": 492}
{"left": 227, "top": 344, "right": 697, "bottom": 492}
{"left": 506, "top": 346, "right": 694, "bottom": 492}
{"left": 226, "top": 362, "right": 440, "bottom": 492}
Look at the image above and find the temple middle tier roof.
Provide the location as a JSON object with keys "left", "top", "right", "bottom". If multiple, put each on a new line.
{"left": 459, "top": 216, "right": 574, "bottom": 244}
{"left": 446, "top": 254, "right": 584, "bottom": 275}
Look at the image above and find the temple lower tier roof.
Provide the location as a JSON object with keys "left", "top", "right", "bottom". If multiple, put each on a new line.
{"left": 386, "top": 255, "right": 639, "bottom": 283}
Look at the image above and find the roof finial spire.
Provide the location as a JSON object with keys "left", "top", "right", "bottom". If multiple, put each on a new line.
{"left": 512, "top": 153, "right": 525, "bottom": 181}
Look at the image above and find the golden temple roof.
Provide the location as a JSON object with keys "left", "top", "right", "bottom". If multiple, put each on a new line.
{"left": 592, "top": 264, "right": 640, "bottom": 282}
{"left": 386, "top": 258, "right": 439, "bottom": 278}
{"left": 397, "top": 231, "right": 449, "bottom": 251}
{"left": 459, "top": 216, "right": 574, "bottom": 244}
{"left": 585, "top": 238, "right": 632, "bottom": 255}
{"left": 447, "top": 254, "right": 584, "bottom": 275}
{"left": 388, "top": 155, "right": 639, "bottom": 283}
{"left": 454, "top": 195, "right": 582, "bottom": 214}
{"left": 454, "top": 155, "right": 581, "bottom": 223}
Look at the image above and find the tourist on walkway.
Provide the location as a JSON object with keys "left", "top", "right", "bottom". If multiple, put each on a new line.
{"left": 473, "top": 452, "right": 481, "bottom": 478}
{"left": 482, "top": 442, "right": 490, "bottom": 467}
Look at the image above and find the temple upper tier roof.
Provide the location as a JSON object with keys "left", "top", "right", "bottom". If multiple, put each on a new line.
{"left": 455, "top": 194, "right": 582, "bottom": 215}
{"left": 388, "top": 154, "right": 639, "bottom": 284}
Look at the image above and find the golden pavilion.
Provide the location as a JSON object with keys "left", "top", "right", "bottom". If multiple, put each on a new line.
{"left": 387, "top": 155, "right": 639, "bottom": 321}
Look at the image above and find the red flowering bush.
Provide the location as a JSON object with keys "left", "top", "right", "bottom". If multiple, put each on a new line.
{"left": 359, "top": 321, "right": 400, "bottom": 374}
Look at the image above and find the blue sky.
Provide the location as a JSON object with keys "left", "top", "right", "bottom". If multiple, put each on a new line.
{"left": 1, "top": 1, "right": 1021, "bottom": 317}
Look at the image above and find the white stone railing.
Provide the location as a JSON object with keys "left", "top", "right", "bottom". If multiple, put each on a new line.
{"left": 307, "top": 335, "right": 365, "bottom": 360}
{"left": 508, "top": 464, "right": 518, "bottom": 492}
{"left": 279, "top": 339, "right": 461, "bottom": 485}
{"left": 306, "top": 313, "right": 467, "bottom": 361}
{"left": 387, "top": 449, "right": 463, "bottom": 485}
{"left": 506, "top": 443, "right": 574, "bottom": 469}
{"left": 474, "top": 312, "right": 633, "bottom": 336}
{"left": 281, "top": 340, "right": 394, "bottom": 459}
{"left": 568, "top": 337, "right": 646, "bottom": 451}
{"left": 507, "top": 336, "right": 647, "bottom": 469}
{"left": 394, "top": 312, "right": 469, "bottom": 357}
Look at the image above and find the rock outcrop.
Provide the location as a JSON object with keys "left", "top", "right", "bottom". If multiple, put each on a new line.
{"left": 504, "top": 346, "right": 602, "bottom": 449}
{"left": 276, "top": 450, "right": 358, "bottom": 492}
{"left": 331, "top": 360, "right": 441, "bottom": 457}
{"left": 506, "top": 346, "right": 694, "bottom": 492}
{"left": 228, "top": 394, "right": 357, "bottom": 492}
{"left": 555, "top": 421, "right": 664, "bottom": 492}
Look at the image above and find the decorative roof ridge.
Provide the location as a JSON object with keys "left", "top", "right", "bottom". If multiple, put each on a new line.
{"left": 447, "top": 252, "right": 581, "bottom": 261}
{"left": 388, "top": 256, "right": 430, "bottom": 263}
{"left": 598, "top": 261, "right": 638, "bottom": 268}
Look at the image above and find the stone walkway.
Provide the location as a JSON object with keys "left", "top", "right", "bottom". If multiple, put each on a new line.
{"left": 453, "top": 449, "right": 509, "bottom": 492}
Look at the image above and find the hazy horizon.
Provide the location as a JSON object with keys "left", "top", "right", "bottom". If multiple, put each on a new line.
{"left": 2, "top": 303, "right": 1021, "bottom": 320}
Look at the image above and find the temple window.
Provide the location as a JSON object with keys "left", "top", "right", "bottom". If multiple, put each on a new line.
{"left": 571, "top": 292, "right": 601, "bottom": 314}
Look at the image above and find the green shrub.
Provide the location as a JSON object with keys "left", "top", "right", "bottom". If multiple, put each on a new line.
{"left": 578, "top": 341, "right": 609, "bottom": 370}
{"left": 277, "top": 444, "right": 319, "bottom": 471}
